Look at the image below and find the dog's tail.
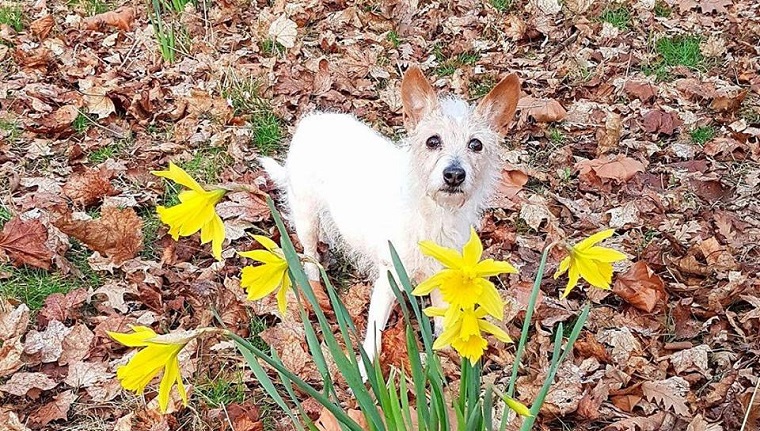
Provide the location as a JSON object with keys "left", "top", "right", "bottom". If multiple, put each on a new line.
{"left": 258, "top": 157, "right": 288, "bottom": 189}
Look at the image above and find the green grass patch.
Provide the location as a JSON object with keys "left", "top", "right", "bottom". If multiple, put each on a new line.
{"left": 88, "top": 141, "right": 126, "bottom": 164}
{"left": 259, "top": 39, "right": 285, "bottom": 56}
{"left": 249, "top": 316, "right": 271, "bottom": 353}
{"left": 690, "top": 126, "right": 715, "bottom": 145}
{"left": 468, "top": 75, "right": 496, "bottom": 99}
{"left": 599, "top": 5, "right": 631, "bottom": 30}
{"left": 68, "top": 0, "right": 110, "bottom": 16}
{"left": 656, "top": 35, "right": 704, "bottom": 69}
{"left": 433, "top": 46, "right": 480, "bottom": 77}
{"left": 0, "top": 205, "right": 12, "bottom": 224}
{"left": 490, "top": 0, "right": 512, "bottom": 12}
{"left": 249, "top": 109, "right": 282, "bottom": 156}
{"left": 139, "top": 209, "right": 163, "bottom": 260}
{"left": 386, "top": 30, "right": 400, "bottom": 48}
{"left": 180, "top": 147, "right": 232, "bottom": 185}
{"left": 654, "top": 0, "right": 671, "bottom": 17}
{"left": 0, "top": 5, "right": 23, "bottom": 32}
{"left": 195, "top": 375, "right": 247, "bottom": 408}
{"left": 72, "top": 112, "right": 92, "bottom": 134}
{"left": 220, "top": 71, "right": 266, "bottom": 116}
{"left": 548, "top": 128, "right": 565, "bottom": 145}
{"left": 0, "top": 264, "right": 78, "bottom": 310}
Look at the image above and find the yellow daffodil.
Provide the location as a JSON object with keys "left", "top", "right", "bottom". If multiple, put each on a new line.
{"left": 152, "top": 162, "right": 226, "bottom": 260}
{"left": 554, "top": 229, "right": 627, "bottom": 298}
{"left": 503, "top": 396, "right": 533, "bottom": 417}
{"left": 413, "top": 227, "right": 517, "bottom": 319}
{"left": 239, "top": 235, "right": 291, "bottom": 314}
{"left": 425, "top": 306, "right": 512, "bottom": 364}
{"left": 108, "top": 326, "right": 193, "bottom": 413}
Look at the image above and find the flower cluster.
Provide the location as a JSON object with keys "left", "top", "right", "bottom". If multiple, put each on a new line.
{"left": 152, "top": 163, "right": 227, "bottom": 260}
{"left": 413, "top": 227, "right": 517, "bottom": 364}
{"left": 554, "top": 229, "right": 627, "bottom": 298}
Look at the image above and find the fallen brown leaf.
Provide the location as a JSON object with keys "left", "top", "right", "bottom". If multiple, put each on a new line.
{"left": 623, "top": 80, "right": 656, "bottom": 103}
{"left": 59, "top": 324, "right": 95, "bottom": 365}
{"left": 0, "top": 300, "right": 30, "bottom": 341}
{"left": 0, "top": 217, "right": 53, "bottom": 270}
{"left": 315, "top": 407, "right": 370, "bottom": 431}
{"left": 29, "top": 390, "right": 77, "bottom": 427}
{"left": 613, "top": 261, "right": 667, "bottom": 313}
{"left": 0, "top": 372, "right": 58, "bottom": 397}
{"left": 82, "top": 6, "right": 135, "bottom": 31}
{"left": 30, "top": 15, "right": 55, "bottom": 40}
{"left": 27, "top": 105, "right": 79, "bottom": 134}
{"left": 54, "top": 206, "right": 143, "bottom": 263}
{"left": 24, "top": 319, "right": 71, "bottom": 364}
{"left": 519, "top": 97, "right": 567, "bottom": 123}
{"left": 0, "top": 337, "right": 24, "bottom": 378}
{"left": 642, "top": 109, "right": 682, "bottom": 135}
{"left": 62, "top": 167, "right": 117, "bottom": 207}
{"left": 576, "top": 155, "right": 646, "bottom": 185}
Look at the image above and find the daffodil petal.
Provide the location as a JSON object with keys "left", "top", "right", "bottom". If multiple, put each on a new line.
{"left": 504, "top": 396, "right": 533, "bottom": 417}
{"left": 419, "top": 240, "right": 463, "bottom": 268}
{"left": 108, "top": 326, "right": 157, "bottom": 347}
{"left": 462, "top": 227, "right": 483, "bottom": 266}
{"left": 412, "top": 271, "right": 447, "bottom": 296}
{"left": 158, "top": 356, "right": 180, "bottom": 412}
{"left": 575, "top": 229, "right": 615, "bottom": 251}
{"left": 554, "top": 256, "right": 571, "bottom": 279}
{"left": 239, "top": 249, "right": 282, "bottom": 264}
{"left": 475, "top": 279, "right": 504, "bottom": 320}
{"left": 241, "top": 263, "right": 287, "bottom": 300}
{"left": 575, "top": 255, "right": 612, "bottom": 289}
{"left": 423, "top": 306, "right": 448, "bottom": 317}
{"left": 152, "top": 162, "right": 205, "bottom": 193}
{"left": 478, "top": 320, "right": 512, "bottom": 343}
{"left": 562, "top": 261, "right": 581, "bottom": 298}
{"left": 474, "top": 259, "right": 518, "bottom": 276}
{"left": 253, "top": 235, "right": 280, "bottom": 253}
{"left": 201, "top": 213, "right": 225, "bottom": 260}
{"left": 432, "top": 322, "right": 461, "bottom": 350}
{"left": 452, "top": 334, "right": 487, "bottom": 364}
{"left": 580, "top": 246, "right": 627, "bottom": 263}
{"left": 276, "top": 282, "right": 289, "bottom": 315}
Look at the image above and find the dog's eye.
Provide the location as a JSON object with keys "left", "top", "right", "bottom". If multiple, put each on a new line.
{"left": 468, "top": 138, "right": 483, "bottom": 152}
{"left": 426, "top": 135, "right": 441, "bottom": 149}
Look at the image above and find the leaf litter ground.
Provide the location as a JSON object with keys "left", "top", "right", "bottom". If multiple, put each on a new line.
{"left": 0, "top": 0, "right": 759, "bottom": 430}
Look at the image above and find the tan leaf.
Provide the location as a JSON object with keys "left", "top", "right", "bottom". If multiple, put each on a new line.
{"left": 30, "top": 15, "right": 55, "bottom": 40}
{"left": 0, "top": 217, "right": 53, "bottom": 270}
{"left": 576, "top": 154, "right": 645, "bottom": 184}
{"left": 64, "top": 361, "right": 113, "bottom": 388}
{"left": 613, "top": 261, "right": 667, "bottom": 313}
{"left": 313, "top": 58, "right": 332, "bottom": 95}
{"left": 623, "top": 80, "right": 656, "bottom": 103}
{"left": 59, "top": 324, "right": 95, "bottom": 365}
{"left": 315, "top": 407, "right": 370, "bottom": 431}
{"left": 670, "top": 345, "right": 711, "bottom": 377}
{"left": 699, "top": 0, "right": 732, "bottom": 14}
{"left": 0, "top": 410, "right": 31, "bottom": 431}
{"left": 82, "top": 86, "right": 116, "bottom": 119}
{"left": 91, "top": 281, "right": 134, "bottom": 313}
{"left": 596, "top": 112, "right": 623, "bottom": 155}
{"left": 0, "top": 372, "right": 58, "bottom": 397}
{"left": 259, "top": 320, "right": 321, "bottom": 384}
{"left": 54, "top": 206, "right": 143, "bottom": 263}
{"left": 24, "top": 320, "right": 72, "bottom": 363}
{"left": 497, "top": 168, "right": 529, "bottom": 200}
{"left": 710, "top": 89, "right": 747, "bottom": 113}
{"left": 82, "top": 6, "right": 135, "bottom": 31}
{"left": 519, "top": 97, "right": 567, "bottom": 123}
{"left": 0, "top": 337, "right": 24, "bottom": 378}
{"left": 29, "top": 390, "right": 77, "bottom": 427}
{"left": 37, "top": 289, "right": 89, "bottom": 326}
{"left": 642, "top": 109, "right": 682, "bottom": 135}
{"left": 519, "top": 194, "right": 552, "bottom": 231}
{"left": 698, "top": 236, "right": 737, "bottom": 270}
{"left": 215, "top": 192, "right": 270, "bottom": 222}
{"left": 0, "top": 300, "right": 30, "bottom": 341}
{"left": 641, "top": 377, "right": 690, "bottom": 416}
{"left": 268, "top": 15, "right": 297, "bottom": 49}
{"left": 62, "top": 167, "right": 117, "bottom": 207}
{"left": 27, "top": 105, "right": 79, "bottom": 134}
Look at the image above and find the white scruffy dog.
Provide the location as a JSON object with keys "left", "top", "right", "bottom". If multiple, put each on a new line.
{"left": 261, "top": 66, "right": 520, "bottom": 370}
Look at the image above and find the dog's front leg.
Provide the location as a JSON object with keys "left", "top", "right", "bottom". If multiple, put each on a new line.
{"left": 360, "top": 266, "right": 395, "bottom": 380}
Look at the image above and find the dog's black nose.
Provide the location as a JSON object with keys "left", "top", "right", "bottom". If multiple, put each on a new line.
{"left": 443, "top": 165, "right": 466, "bottom": 187}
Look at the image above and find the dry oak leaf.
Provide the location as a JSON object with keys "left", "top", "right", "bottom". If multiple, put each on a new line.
{"left": 268, "top": 14, "right": 298, "bottom": 49}
{"left": 82, "top": 6, "right": 135, "bottom": 31}
{"left": 24, "top": 319, "right": 71, "bottom": 363}
{"left": 0, "top": 300, "right": 30, "bottom": 341}
{"left": 699, "top": 0, "right": 732, "bottom": 14}
{"left": 613, "top": 261, "right": 667, "bottom": 313}
{"left": 698, "top": 236, "right": 737, "bottom": 270}
{"left": 64, "top": 360, "right": 112, "bottom": 388}
{"left": 37, "top": 289, "right": 89, "bottom": 326}
{"left": 624, "top": 80, "right": 656, "bottom": 103}
{"left": 30, "top": 15, "right": 55, "bottom": 40}
{"left": 0, "top": 337, "right": 24, "bottom": 378}
{"left": 641, "top": 377, "right": 690, "bottom": 416}
{"left": 62, "top": 167, "right": 117, "bottom": 207}
{"left": 518, "top": 96, "right": 567, "bottom": 123}
{"left": 27, "top": 105, "right": 79, "bottom": 134}
{"left": 642, "top": 109, "right": 682, "bottom": 135}
{"left": 0, "top": 372, "right": 58, "bottom": 397}
{"left": 29, "top": 389, "right": 77, "bottom": 427}
{"left": 54, "top": 206, "right": 143, "bottom": 264}
{"left": 59, "top": 323, "right": 95, "bottom": 365}
{"left": 710, "top": 89, "right": 747, "bottom": 113}
{"left": 82, "top": 86, "right": 116, "bottom": 119}
{"left": 215, "top": 192, "right": 270, "bottom": 223}
{"left": 0, "top": 410, "right": 31, "bottom": 431}
{"left": 576, "top": 154, "right": 645, "bottom": 184}
{"left": 0, "top": 217, "right": 53, "bottom": 270}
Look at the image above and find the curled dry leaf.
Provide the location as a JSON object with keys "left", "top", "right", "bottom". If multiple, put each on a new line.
{"left": 0, "top": 338, "right": 24, "bottom": 378}
{"left": 0, "top": 372, "right": 58, "bottom": 397}
{"left": 53, "top": 206, "right": 143, "bottom": 264}
{"left": 268, "top": 14, "right": 298, "bottom": 49}
{"left": 642, "top": 109, "right": 682, "bottom": 135}
{"left": 62, "top": 167, "right": 117, "bottom": 207}
{"left": 26, "top": 105, "right": 79, "bottom": 134}
{"left": 82, "top": 6, "right": 135, "bottom": 31}
{"left": 59, "top": 324, "right": 95, "bottom": 365}
{"left": 24, "top": 319, "right": 72, "bottom": 364}
{"left": 0, "top": 217, "right": 53, "bottom": 270}
{"left": 641, "top": 377, "right": 690, "bottom": 416}
{"left": 519, "top": 96, "right": 567, "bottom": 123}
{"left": 623, "top": 80, "right": 656, "bottom": 103}
{"left": 0, "top": 300, "right": 30, "bottom": 341}
{"left": 30, "top": 15, "right": 55, "bottom": 40}
{"left": 29, "top": 390, "right": 77, "bottom": 427}
{"left": 613, "top": 261, "right": 667, "bottom": 313}
{"left": 576, "top": 154, "right": 646, "bottom": 185}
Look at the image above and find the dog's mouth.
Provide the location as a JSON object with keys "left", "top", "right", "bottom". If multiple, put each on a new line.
{"left": 439, "top": 186, "right": 464, "bottom": 194}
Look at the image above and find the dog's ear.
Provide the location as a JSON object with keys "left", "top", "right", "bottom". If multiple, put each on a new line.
{"left": 401, "top": 66, "right": 438, "bottom": 127}
{"left": 474, "top": 73, "right": 521, "bottom": 135}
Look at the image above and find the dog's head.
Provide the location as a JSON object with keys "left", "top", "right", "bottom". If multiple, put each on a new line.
{"left": 401, "top": 67, "right": 520, "bottom": 209}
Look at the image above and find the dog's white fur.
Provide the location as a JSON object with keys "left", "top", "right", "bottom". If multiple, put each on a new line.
{"left": 260, "top": 67, "right": 520, "bottom": 371}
